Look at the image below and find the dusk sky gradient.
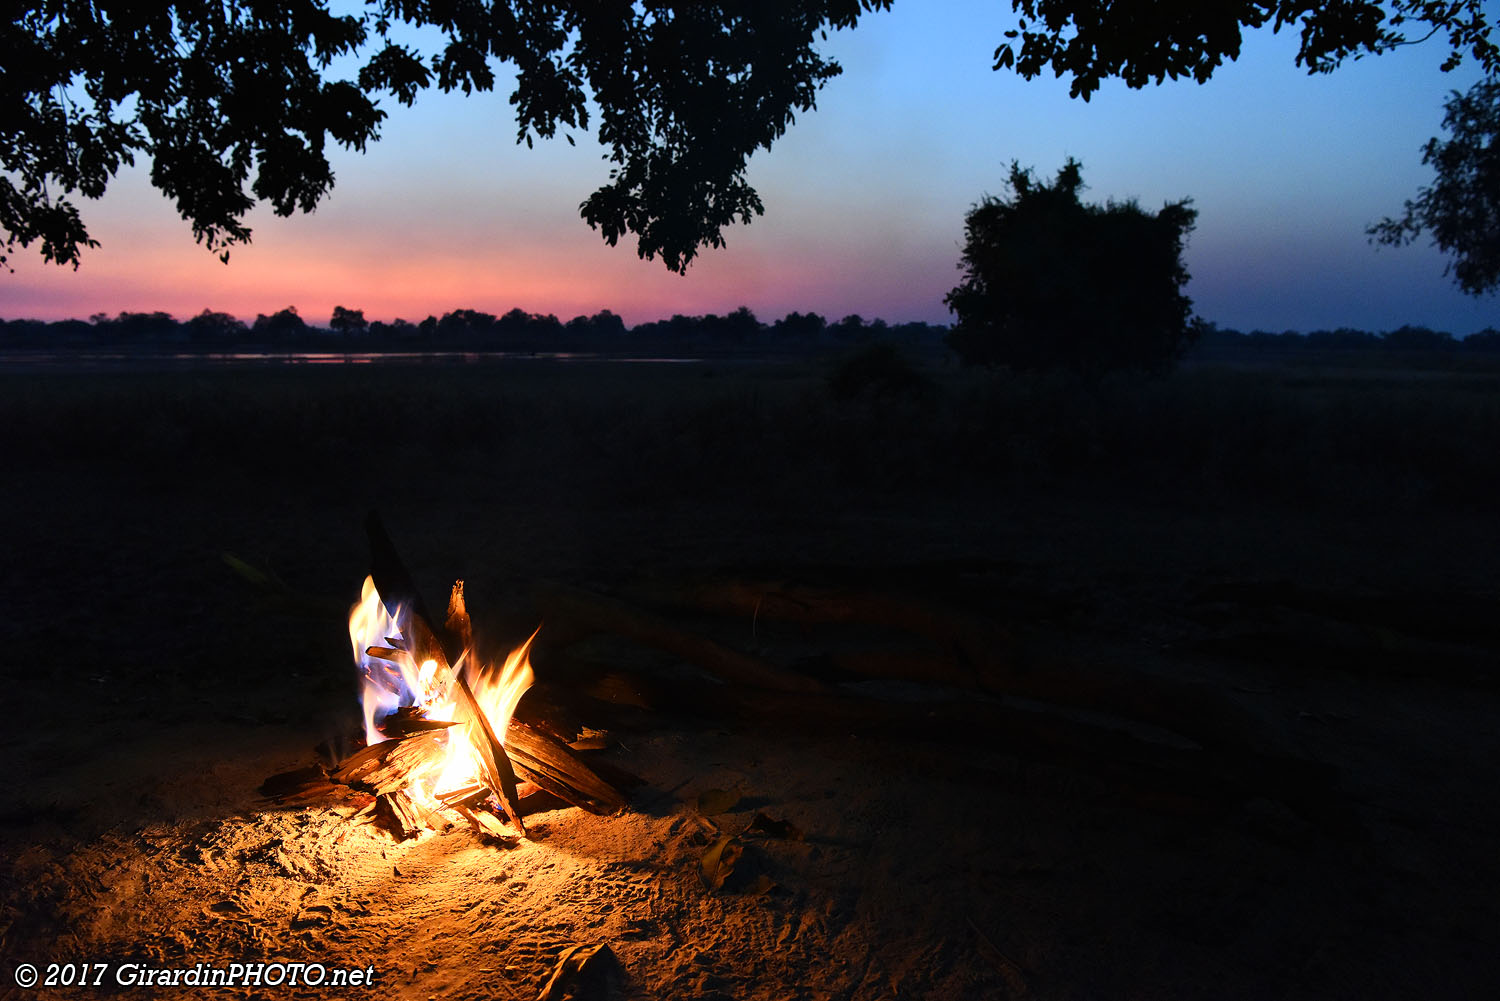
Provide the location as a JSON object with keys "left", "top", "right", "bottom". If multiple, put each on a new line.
{"left": 3, "top": 1, "right": 1496, "bottom": 333}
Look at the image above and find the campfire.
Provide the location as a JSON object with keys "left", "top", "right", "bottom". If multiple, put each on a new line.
{"left": 322, "top": 515, "right": 626, "bottom": 841}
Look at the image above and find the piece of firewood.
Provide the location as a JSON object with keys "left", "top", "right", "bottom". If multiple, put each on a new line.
{"left": 557, "top": 655, "right": 1351, "bottom": 834}
{"left": 375, "top": 791, "right": 423, "bottom": 839}
{"left": 446, "top": 579, "right": 474, "bottom": 655}
{"left": 503, "top": 719, "right": 626, "bottom": 815}
{"left": 378, "top": 706, "right": 461, "bottom": 738}
{"left": 537, "top": 583, "right": 830, "bottom": 694}
{"left": 436, "top": 783, "right": 487, "bottom": 808}
{"left": 628, "top": 576, "right": 1293, "bottom": 763}
{"left": 452, "top": 671, "right": 527, "bottom": 837}
{"left": 454, "top": 804, "right": 519, "bottom": 845}
{"left": 331, "top": 733, "right": 446, "bottom": 795}
{"left": 366, "top": 511, "right": 459, "bottom": 668}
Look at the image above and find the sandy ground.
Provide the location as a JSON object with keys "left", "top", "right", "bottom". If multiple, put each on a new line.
{"left": 2, "top": 362, "right": 1499, "bottom": 1000}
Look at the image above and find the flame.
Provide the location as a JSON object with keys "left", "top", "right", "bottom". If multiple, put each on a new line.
{"left": 348, "top": 575, "right": 536, "bottom": 813}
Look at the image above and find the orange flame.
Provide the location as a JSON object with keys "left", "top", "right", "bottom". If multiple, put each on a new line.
{"left": 348, "top": 575, "right": 536, "bottom": 813}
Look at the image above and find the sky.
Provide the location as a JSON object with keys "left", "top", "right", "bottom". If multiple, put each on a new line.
{"left": 2, "top": 1, "right": 1496, "bottom": 333}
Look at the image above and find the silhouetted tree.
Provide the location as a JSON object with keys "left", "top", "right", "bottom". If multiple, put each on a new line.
{"left": 186, "top": 309, "right": 247, "bottom": 343}
{"left": 565, "top": 309, "right": 627, "bottom": 340}
{"left": 772, "top": 312, "right": 827, "bottom": 342}
{"left": 1466, "top": 327, "right": 1500, "bottom": 349}
{"left": 1306, "top": 328, "right": 1380, "bottom": 350}
{"left": 8, "top": 2, "right": 1492, "bottom": 275}
{"left": 252, "top": 306, "right": 307, "bottom": 344}
{"left": 700, "top": 306, "right": 761, "bottom": 342}
{"left": 88, "top": 311, "right": 181, "bottom": 343}
{"left": 330, "top": 305, "right": 368, "bottom": 338}
{"left": 1383, "top": 324, "right": 1457, "bottom": 351}
{"left": 1369, "top": 77, "right": 1500, "bottom": 295}
{"left": 438, "top": 309, "right": 498, "bottom": 343}
{"left": 828, "top": 314, "right": 868, "bottom": 342}
{"left": 945, "top": 160, "right": 1198, "bottom": 374}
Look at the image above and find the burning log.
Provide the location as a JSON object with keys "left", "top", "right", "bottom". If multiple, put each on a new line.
{"left": 452, "top": 672, "right": 527, "bottom": 836}
{"left": 331, "top": 731, "right": 448, "bottom": 796}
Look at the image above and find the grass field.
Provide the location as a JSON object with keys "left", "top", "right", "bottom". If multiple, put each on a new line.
{"left": 3, "top": 353, "right": 1498, "bottom": 999}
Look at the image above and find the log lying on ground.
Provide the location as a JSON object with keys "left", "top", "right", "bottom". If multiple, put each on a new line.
{"left": 547, "top": 580, "right": 1292, "bottom": 763}
{"left": 538, "top": 583, "right": 831, "bottom": 695}
{"left": 505, "top": 720, "right": 627, "bottom": 816}
{"left": 541, "top": 582, "right": 1337, "bottom": 825}
{"left": 560, "top": 656, "right": 1353, "bottom": 834}
{"left": 631, "top": 576, "right": 1014, "bottom": 672}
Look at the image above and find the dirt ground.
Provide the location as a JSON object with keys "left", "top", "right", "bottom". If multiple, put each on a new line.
{"left": 2, "top": 359, "right": 1498, "bottom": 1000}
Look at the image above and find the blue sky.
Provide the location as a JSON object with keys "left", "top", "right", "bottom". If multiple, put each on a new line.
{"left": 2, "top": 1, "right": 1495, "bottom": 333}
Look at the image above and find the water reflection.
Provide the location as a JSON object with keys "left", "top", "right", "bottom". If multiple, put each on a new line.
{"left": 0, "top": 350, "right": 705, "bottom": 371}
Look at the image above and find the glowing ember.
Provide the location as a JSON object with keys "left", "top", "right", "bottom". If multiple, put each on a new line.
{"left": 348, "top": 575, "right": 535, "bottom": 817}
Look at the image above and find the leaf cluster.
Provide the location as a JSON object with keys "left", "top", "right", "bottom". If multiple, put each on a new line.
{"left": 1369, "top": 76, "right": 1500, "bottom": 295}
{"left": 993, "top": 1, "right": 1498, "bottom": 100}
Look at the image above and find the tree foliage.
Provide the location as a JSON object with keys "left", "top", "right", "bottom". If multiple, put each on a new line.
{"left": 945, "top": 160, "right": 1198, "bottom": 374}
{"left": 995, "top": 1, "right": 1497, "bottom": 100}
{"left": 1369, "top": 76, "right": 1500, "bottom": 295}
{"left": 330, "top": 305, "right": 368, "bottom": 336}
{"left": 4, "top": 2, "right": 1496, "bottom": 276}
{"left": 3, "top": 0, "right": 892, "bottom": 274}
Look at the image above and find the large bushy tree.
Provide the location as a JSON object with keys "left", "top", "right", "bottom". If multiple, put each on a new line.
{"left": 945, "top": 160, "right": 1197, "bottom": 374}
{"left": 4, "top": 2, "right": 1495, "bottom": 274}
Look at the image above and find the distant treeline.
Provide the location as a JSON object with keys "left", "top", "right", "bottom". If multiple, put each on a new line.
{"left": 5, "top": 308, "right": 1498, "bottom": 360}
{"left": 0, "top": 305, "right": 949, "bottom": 355}
{"left": 1193, "top": 323, "right": 1500, "bottom": 356}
